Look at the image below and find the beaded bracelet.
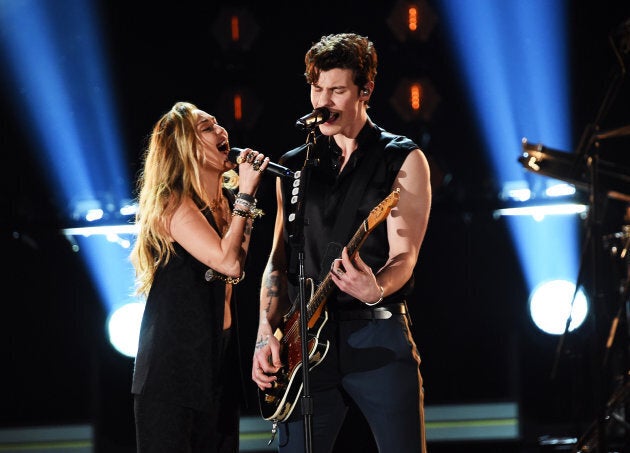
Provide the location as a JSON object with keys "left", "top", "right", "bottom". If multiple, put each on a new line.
{"left": 232, "top": 208, "right": 253, "bottom": 219}
{"left": 364, "top": 285, "right": 384, "bottom": 306}
{"left": 205, "top": 268, "right": 245, "bottom": 285}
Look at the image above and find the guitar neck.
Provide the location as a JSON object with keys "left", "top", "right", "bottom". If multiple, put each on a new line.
{"left": 306, "top": 220, "right": 368, "bottom": 319}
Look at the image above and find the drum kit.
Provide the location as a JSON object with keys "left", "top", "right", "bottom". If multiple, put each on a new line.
{"left": 519, "top": 134, "right": 630, "bottom": 451}
{"left": 518, "top": 14, "right": 630, "bottom": 451}
{"left": 519, "top": 136, "right": 630, "bottom": 203}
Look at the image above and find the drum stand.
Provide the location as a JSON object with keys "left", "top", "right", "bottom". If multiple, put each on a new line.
{"left": 573, "top": 224, "right": 630, "bottom": 452}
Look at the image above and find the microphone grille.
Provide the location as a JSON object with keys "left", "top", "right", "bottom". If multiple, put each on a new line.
{"left": 316, "top": 107, "right": 331, "bottom": 121}
{"left": 227, "top": 148, "right": 242, "bottom": 164}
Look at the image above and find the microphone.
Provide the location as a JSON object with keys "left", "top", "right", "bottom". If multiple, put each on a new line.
{"left": 295, "top": 107, "right": 331, "bottom": 130}
{"left": 228, "top": 148, "right": 295, "bottom": 178}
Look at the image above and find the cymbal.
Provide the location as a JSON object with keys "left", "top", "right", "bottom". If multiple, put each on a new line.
{"left": 520, "top": 138, "right": 630, "bottom": 202}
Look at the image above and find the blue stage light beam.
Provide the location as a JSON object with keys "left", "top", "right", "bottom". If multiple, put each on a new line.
{"left": 0, "top": 0, "right": 130, "bottom": 214}
{"left": 0, "top": 0, "right": 132, "bottom": 314}
{"left": 436, "top": 0, "right": 571, "bottom": 180}
{"left": 436, "top": 0, "right": 581, "bottom": 294}
{"left": 73, "top": 233, "right": 138, "bottom": 312}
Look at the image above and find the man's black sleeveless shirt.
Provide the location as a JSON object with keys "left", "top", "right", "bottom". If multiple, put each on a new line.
{"left": 278, "top": 120, "right": 419, "bottom": 311}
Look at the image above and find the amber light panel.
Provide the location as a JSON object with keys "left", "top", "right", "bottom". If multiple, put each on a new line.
{"left": 233, "top": 93, "right": 243, "bottom": 121}
{"left": 410, "top": 83, "right": 423, "bottom": 111}
{"left": 390, "top": 77, "right": 440, "bottom": 122}
{"left": 408, "top": 6, "right": 418, "bottom": 32}
{"left": 230, "top": 15, "right": 240, "bottom": 42}
{"left": 387, "top": 0, "right": 437, "bottom": 42}
{"left": 212, "top": 7, "right": 259, "bottom": 51}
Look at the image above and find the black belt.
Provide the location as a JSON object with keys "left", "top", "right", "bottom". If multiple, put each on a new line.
{"left": 330, "top": 302, "right": 408, "bottom": 321}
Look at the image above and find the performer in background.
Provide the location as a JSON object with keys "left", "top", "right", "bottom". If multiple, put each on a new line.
{"left": 130, "top": 101, "right": 268, "bottom": 452}
{"left": 251, "top": 33, "right": 432, "bottom": 452}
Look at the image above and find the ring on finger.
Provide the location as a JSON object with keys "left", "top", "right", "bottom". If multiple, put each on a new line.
{"left": 236, "top": 155, "right": 245, "bottom": 164}
{"left": 253, "top": 162, "right": 261, "bottom": 171}
{"left": 246, "top": 153, "right": 255, "bottom": 163}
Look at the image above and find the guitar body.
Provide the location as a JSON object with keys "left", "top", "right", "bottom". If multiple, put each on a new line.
{"left": 258, "top": 278, "right": 331, "bottom": 422}
{"left": 257, "top": 189, "right": 400, "bottom": 422}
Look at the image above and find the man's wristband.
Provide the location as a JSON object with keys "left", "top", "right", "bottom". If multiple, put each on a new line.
{"left": 364, "top": 285, "right": 384, "bottom": 306}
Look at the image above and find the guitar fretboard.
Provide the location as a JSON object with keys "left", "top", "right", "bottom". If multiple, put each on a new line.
{"left": 306, "top": 222, "right": 368, "bottom": 320}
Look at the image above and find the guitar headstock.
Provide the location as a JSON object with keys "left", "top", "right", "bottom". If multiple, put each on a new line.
{"left": 366, "top": 188, "right": 400, "bottom": 232}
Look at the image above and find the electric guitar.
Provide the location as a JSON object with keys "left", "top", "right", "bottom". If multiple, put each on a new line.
{"left": 258, "top": 188, "right": 401, "bottom": 422}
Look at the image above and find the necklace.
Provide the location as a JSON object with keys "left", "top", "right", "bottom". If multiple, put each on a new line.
{"left": 208, "top": 198, "right": 222, "bottom": 212}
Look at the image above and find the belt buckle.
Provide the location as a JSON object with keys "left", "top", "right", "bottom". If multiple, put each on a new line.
{"left": 372, "top": 307, "right": 392, "bottom": 320}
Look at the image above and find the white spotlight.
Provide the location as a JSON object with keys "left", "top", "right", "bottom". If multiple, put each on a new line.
{"left": 529, "top": 280, "right": 588, "bottom": 335}
{"left": 107, "top": 301, "right": 145, "bottom": 357}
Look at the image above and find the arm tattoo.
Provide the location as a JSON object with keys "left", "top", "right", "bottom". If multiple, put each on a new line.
{"left": 263, "top": 274, "right": 280, "bottom": 314}
{"left": 244, "top": 222, "right": 252, "bottom": 236}
{"left": 266, "top": 274, "right": 279, "bottom": 297}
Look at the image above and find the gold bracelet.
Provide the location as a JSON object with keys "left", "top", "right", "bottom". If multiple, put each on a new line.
{"left": 232, "top": 207, "right": 265, "bottom": 219}
{"left": 250, "top": 207, "right": 265, "bottom": 218}
{"left": 364, "top": 285, "right": 384, "bottom": 306}
{"left": 232, "top": 208, "right": 253, "bottom": 219}
{"left": 204, "top": 268, "right": 245, "bottom": 285}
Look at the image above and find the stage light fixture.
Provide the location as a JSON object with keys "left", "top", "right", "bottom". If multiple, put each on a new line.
{"left": 213, "top": 86, "right": 263, "bottom": 131}
{"left": 496, "top": 180, "right": 586, "bottom": 219}
{"left": 119, "top": 199, "right": 138, "bottom": 217}
{"left": 387, "top": 0, "right": 438, "bottom": 42}
{"left": 529, "top": 279, "right": 588, "bottom": 335}
{"left": 107, "top": 301, "right": 144, "bottom": 358}
{"left": 545, "top": 183, "right": 576, "bottom": 198}
{"left": 211, "top": 6, "right": 260, "bottom": 52}
{"left": 500, "top": 181, "right": 532, "bottom": 202}
{"left": 494, "top": 203, "right": 588, "bottom": 220}
{"left": 390, "top": 77, "right": 440, "bottom": 122}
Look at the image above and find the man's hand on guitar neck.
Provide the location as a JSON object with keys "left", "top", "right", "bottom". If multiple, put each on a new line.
{"left": 330, "top": 248, "right": 383, "bottom": 305}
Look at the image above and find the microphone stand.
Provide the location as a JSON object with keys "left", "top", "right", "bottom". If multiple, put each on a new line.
{"left": 288, "top": 127, "right": 320, "bottom": 453}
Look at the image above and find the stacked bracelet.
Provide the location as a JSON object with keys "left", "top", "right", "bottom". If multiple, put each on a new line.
{"left": 236, "top": 192, "right": 256, "bottom": 204}
{"left": 232, "top": 208, "right": 251, "bottom": 219}
{"left": 364, "top": 285, "right": 384, "bottom": 306}
{"left": 232, "top": 207, "right": 265, "bottom": 219}
{"left": 233, "top": 192, "right": 264, "bottom": 220}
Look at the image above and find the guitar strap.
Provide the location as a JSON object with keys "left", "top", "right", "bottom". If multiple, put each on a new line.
{"left": 316, "top": 143, "right": 383, "bottom": 283}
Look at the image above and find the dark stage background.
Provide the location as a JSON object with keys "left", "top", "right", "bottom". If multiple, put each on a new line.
{"left": 2, "top": 1, "right": 630, "bottom": 452}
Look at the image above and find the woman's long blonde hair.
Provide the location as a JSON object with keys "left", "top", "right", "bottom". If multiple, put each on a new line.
{"left": 130, "top": 101, "right": 236, "bottom": 297}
